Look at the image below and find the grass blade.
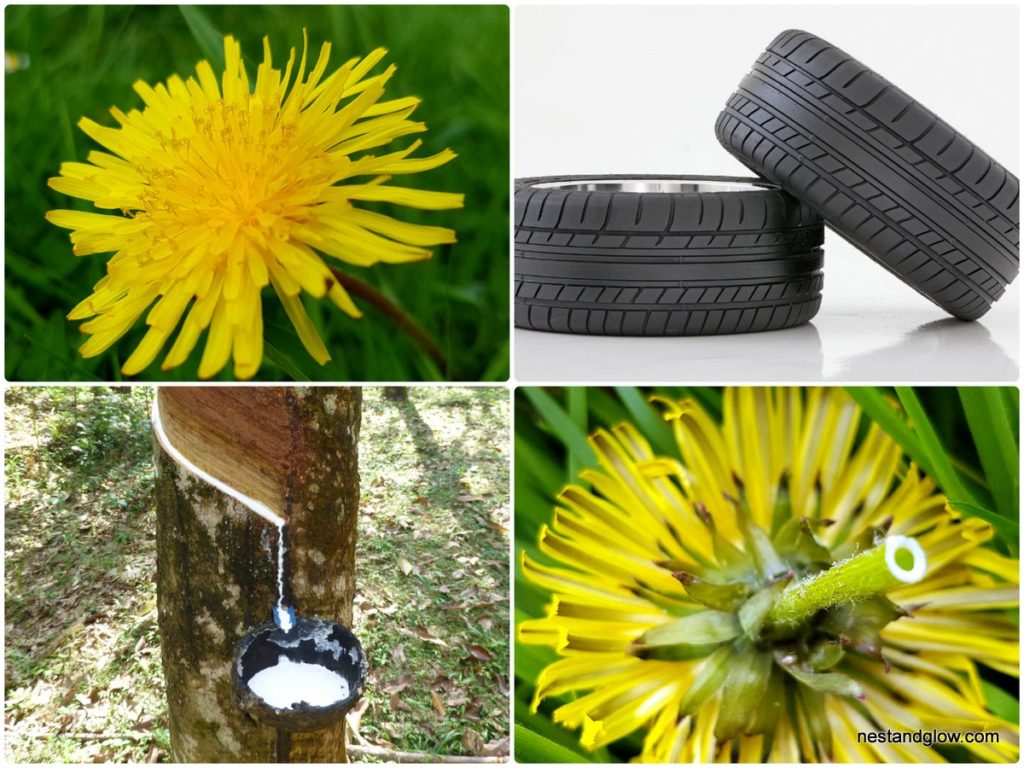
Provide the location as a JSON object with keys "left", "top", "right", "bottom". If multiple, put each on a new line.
{"left": 566, "top": 388, "right": 588, "bottom": 479}
{"left": 514, "top": 724, "right": 594, "bottom": 763}
{"left": 178, "top": 6, "right": 225, "bottom": 70}
{"left": 615, "top": 386, "right": 677, "bottom": 457}
{"left": 958, "top": 387, "right": 1018, "bottom": 521}
{"left": 521, "top": 388, "right": 595, "bottom": 480}
{"left": 947, "top": 500, "right": 1019, "bottom": 553}
{"left": 981, "top": 678, "right": 1020, "bottom": 725}
{"left": 894, "top": 387, "right": 972, "bottom": 503}
{"left": 847, "top": 388, "right": 934, "bottom": 477}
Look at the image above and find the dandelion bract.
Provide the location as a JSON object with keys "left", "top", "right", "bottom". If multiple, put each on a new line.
{"left": 519, "top": 388, "right": 1019, "bottom": 762}
{"left": 46, "top": 33, "right": 463, "bottom": 379}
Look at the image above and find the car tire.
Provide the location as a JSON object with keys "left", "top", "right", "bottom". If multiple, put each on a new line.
{"left": 716, "top": 29, "right": 1019, "bottom": 320}
{"left": 514, "top": 175, "right": 825, "bottom": 336}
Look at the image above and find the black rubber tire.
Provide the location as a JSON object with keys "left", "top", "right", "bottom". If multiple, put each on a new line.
{"left": 514, "top": 175, "right": 824, "bottom": 336}
{"left": 716, "top": 29, "right": 1019, "bottom": 321}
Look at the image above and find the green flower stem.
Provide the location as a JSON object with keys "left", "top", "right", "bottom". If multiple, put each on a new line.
{"left": 766, "top": 536, "right": 926, "bottom": 635}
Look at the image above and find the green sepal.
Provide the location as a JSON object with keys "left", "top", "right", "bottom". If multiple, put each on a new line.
{"left": 796, "top": 685, "right": 833, "bottom": 760}
{"left": 738, "top": 587, "right": 774, "bottom": 641}
{"left": 637, "top": 610, "right": 740, "bottom": 649}
{"left": 743, "top": 524, "right": 788, "bottom": 581}
{"left": 807, "top": 639, "right": 845, "bottom": 671}
{"left": 773, "top": 517, "right": 833, "bottom": 568}
{"left": 748, "top": 664, "right": 786, "bottom": 735}
{"left": 714, "top": 641, "right": 773, "bottom": 741}
{"left": 635, "top": 642, "right": 723, "bottom": 661}
{"left": 676, "top": 572, "right": 751, "bottom": 612}
{"left": 776, "top": 654, "right": 864, "bottom": 699}
{"left": 711, "top": 528, "right": 752, "bottom": 578}
{"left": 678, "top": 644, "right": 733, "bottom": 715}
{"left": 738, "top": 577, "right": 790, "bottom": 641}
{"left": 831, "top": 517, "right": 892, "bottom": 561}
{"left": 819, "top": 595, "right": 905, "bottom": 652}
{"left": 769, "top": 482, "right": 794, "bottom": 537}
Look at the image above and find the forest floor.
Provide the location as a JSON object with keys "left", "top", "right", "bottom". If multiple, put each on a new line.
{"left": 4, "top": 386, "right": 510, "bottom": 762}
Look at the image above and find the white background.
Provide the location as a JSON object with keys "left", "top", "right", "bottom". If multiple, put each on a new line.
{"left": 513, "top": 4, "right": 1020, "bottom": 382}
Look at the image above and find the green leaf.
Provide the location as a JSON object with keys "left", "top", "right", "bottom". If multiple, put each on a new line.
{"left": 178, "top": 6, "right": 225, "bottom": 70}
{"left": 773, "top": 517, "right": 832, "bottom": 567}
{"left": 515, "top": 433, "right": 563, "bottom": 498}
{"left": 263, "top": 342, "right": 312, "bottom": 382}
{"left": 521, "top": 388, "right": 596, "bottom": 480}
{"left": 959, "top": 387, "right": 1018, "bottom": 521}
{"left": 807, "top": 639, "right": 844, "bottom": 671}
{"left": 947, "top": 500, "right": 1019, "bottom": 552}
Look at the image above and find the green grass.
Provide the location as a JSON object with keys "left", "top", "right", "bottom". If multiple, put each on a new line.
{"left": 4, "top": 386, "right": 510, "bottom": 762}
{"left": 355, "top": 388, "right": 510, "bottom": 758}
{"left": 4, "top": 387, "right": 165, "bottom": 763}
{"left": 4, "top": 5, "right": 510, "bottom": 382}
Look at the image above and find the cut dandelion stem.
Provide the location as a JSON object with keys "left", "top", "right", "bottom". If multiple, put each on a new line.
{"left": 766, "top": 536, "right": 927, "bottom": 636}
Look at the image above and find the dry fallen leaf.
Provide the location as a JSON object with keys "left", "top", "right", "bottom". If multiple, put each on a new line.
{"left": 461, "top": 726, "right": 485, "bottom": 754}
{"left": 390, "top": 644, "right": 407, "bottom": 666}
{"left": 431, "top": 690, "right": 446, "bottom": 716}
{"left": 389, "top": 691, "right": 413, "bottom": 713}
{"left": 483, "top": 736, "right": 510, "bottom": 757}
{"left": 383, "top": 672, "right": 414, "bottom": 694}
{"left": 467, "top": 644, "right": 494, "bottom": 662}
{"left": 399, "top": 626, "right": 449, "bottom": 648}
{"left": 398, "top": 557, "right": 415, "bottom": 576}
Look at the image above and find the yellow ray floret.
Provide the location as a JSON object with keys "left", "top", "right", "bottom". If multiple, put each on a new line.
{"left": 46, "top": 32, "right": 463, "bottom": 379}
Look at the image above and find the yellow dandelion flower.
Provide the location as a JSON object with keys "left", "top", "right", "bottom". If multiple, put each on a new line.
{"left": 520, "top": 388, "right": 1019, "bottom": 763}
{"left": 46, "top": 33, "right": 463, "bottom": 379}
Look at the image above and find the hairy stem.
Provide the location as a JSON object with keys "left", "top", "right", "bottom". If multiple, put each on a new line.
{"left": 766, "top": 536, "right": 926, "bottom": 634}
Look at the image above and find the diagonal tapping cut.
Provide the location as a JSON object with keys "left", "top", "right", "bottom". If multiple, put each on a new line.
{"left": 152, "top": 389, "right": 292, "bottom": 630}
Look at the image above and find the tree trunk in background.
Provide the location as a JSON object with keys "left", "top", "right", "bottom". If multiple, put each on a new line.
{"left": 383, "top": 386, "right": 407, "bottom": 402}
{"left": 153, "top": 387, "right": 361, "bottom": 762}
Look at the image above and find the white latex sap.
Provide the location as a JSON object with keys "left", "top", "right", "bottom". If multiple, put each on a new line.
{"left": 247, "top": 655, "right": 349, "bottom": 709}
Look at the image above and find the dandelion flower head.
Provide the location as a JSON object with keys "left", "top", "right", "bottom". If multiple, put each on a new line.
{"left": 46, "top": 33, "right": 463, "bottom": 379}
{"left": 520, "top": 388, "right": 1019, "bottom": 762}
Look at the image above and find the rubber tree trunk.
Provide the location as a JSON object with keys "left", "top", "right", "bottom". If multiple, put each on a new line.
{"left": 153, "top": 387, "right": 361, "bottom": 762}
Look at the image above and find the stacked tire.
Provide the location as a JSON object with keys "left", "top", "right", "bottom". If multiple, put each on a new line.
{"left": 514, "top": 30, "right": 1018, "bottom": 335}
{"left": 515, "top": 176, "right": 824, "bottom": 335}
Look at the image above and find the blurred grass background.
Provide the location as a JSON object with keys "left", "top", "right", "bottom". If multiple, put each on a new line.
{"left": 514, "top": 386, "right": 1019, "bottom": 762}
{"left": 5, "top": 5, "right": 509, "bottom": 382}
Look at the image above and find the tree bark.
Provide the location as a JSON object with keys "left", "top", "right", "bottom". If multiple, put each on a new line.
{"left": 153, "top": 387, "right": 361, "bottom": 762}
